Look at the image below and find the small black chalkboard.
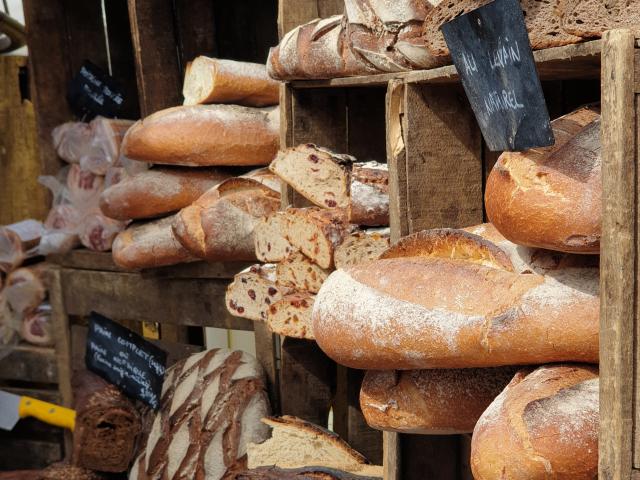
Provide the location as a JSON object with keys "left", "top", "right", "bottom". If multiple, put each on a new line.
{"left": 441, "top": 0, "right": 554, "bottom": 151}
{"left": 86, "top": 312, "right": 166, "bottom": 410}
{"left": 67, "top": 61, "right": 125, "bottom": 120}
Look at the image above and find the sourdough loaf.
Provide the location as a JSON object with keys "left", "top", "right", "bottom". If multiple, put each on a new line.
{"left": 234, "top": 466, "right": 381, "bottom": 479}
{"left": 130, "top": 349, "right": 271, "bottom": 480}
{"left": 485, "top": 106, "right": 601, "bottom": 253}
{"left": 183, "top": 57, "right": 280, "bottom": 107}
{"left": 267, "top": 292, "right": 315, "bottom": 340}
{"left": 173, "top": 179, "right": 280, "bottom": 261}
{"left": 254, "top": 212, "right": 295, "bottom": 263}
{"left": 0, "top": 464, "right": 106, "bottom": 480}
{"left": 348, "top": 162, "right": 389, "bottom": 226}
{"left": 276, "top": 251, "right": 332, "bottom": 294}
{"left": 226, "top": 264, "right": 285, "bottom": 322}
{"left": 360, "top": 367, "right": 518, "bottom": 434}
{"left": 247, "top": 416, "right": 382, "bottom": 478}
{"left": 100, "top": 167, "right": 231, "bottom": 220}
{"left": 312, "top": 228, "right": 599, "bottom": 369}
{"left": 334, "top": 228, "right": 390, "bottom": 269}
{"left": 121, "top": 105, "right": 279, "bottom": 167}
{"left": 112, "top": 216, "right": 197, "bottom": 270}
{"left": 471, "top": 364, "right": 598, "bottom": 480}
{"left": 561, "top": 0, "right": 640, "bottom": 38}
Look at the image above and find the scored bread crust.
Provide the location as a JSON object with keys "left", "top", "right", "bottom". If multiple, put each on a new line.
{"left": 471, "top": 364, "right": 598, "bottom": 480}
{"left": 121, "top": 104, "right": 279, "bottom": 167}
{"left": 485, "top": 107, "right": 601, "bottom": 253}
{"left": 360, "top": 367, "right": 519, "bottom": 434}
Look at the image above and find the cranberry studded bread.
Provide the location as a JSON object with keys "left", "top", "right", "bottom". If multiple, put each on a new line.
{"left": 254, "top": 212, "right": 295, "bottom": 263}
{"left": 471, "top": 364, "right": 598, "bottom": 480}
{"left": 130, "top": 349, "right": 271, "bottom": 480}
{"left": 183, "top": 57, "right": 280, "bottom": 107}
{"left": 226, "top": 264, "right": 285, "bottom": 322}
{"left": 334, "top": 228, "right": 390, "bottom": 269}
{"left": 247, "top": 416, "right": 382, "bottom": 478}
{"left": 312, "top": 228, "right": 599, "bottom": 369}
{"left": 561, "top": 0, "right": 640, "bottom": 38}
{"left": 112, "top": 215, "right": 197, "bottom": 270}
{"left": 276, "top": 251, "right": 332, "bottom": 294}
{"left": 348, "top": 162, "right": 389, "bottom": 226}
{"left": 121, "top": 104, "right": 279, "bottom": 167}
{"left": 485, "top": 107, "right": 601, "bottom": 254}
{"left": 267, "top": 292, "right": 315, "bottom": 340}
{"left": 360, "top": 367, "right": 518, "bottom": 434}
{"left": 173, "top": 178, "right": 280, "bottom": 261}
{"left": 234, "top": 466, "right": 381, "bottom": 479}
{"left": 100, "top": 167, "right": 231, "bottom": 220}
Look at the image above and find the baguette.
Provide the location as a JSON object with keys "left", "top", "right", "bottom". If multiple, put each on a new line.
{"left": 334, "top": 228, "right": 390, "bottom": 269}
{"left": 183, "top": 57, "right": 280, "bottom": 107}
{"left": 276, "top": 251, "right": 332, "bottom": 294}
{"left": 312, "top": 228, "right": 598, "bottom": 369}
{"left": 226, "top": 264, "right": 284, "bottom": 322}
{"left": 121, "top": 104, "right": 279, "bottom": 167}
{"left": 267, "top": 292, "right": 315, "bottom": 340}
{"left": 254, "top": 212, "right": 295, "bottom": 263}
{"left": 471, "top": 364, "right": 598, "bottom": 480}
{"left": 100, "top": 167, "right": 231, "bottom": 220}
{"left": 360, "top": 367, "right": 518, "bottom": 434}
{"left": 485, "top": 106, "right": 601, "bottom": 253}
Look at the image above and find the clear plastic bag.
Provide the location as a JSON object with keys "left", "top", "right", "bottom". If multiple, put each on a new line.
{"left": 0, "top": 220, "right": 44, "bottom": 273}
{"left": 79, "top": 212, "right": 126, "bottom": 252}
{"left": 20, "top": 302, "right": 53, "bottom": 347}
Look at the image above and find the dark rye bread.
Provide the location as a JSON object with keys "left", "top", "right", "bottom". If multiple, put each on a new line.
{"left": 560, "top": 0, "right": 640, "bottom": 37}
{"left": 130, "top": 349, "right": 270, "bottom": 480}
{"left": 422, "top": 0, "right": 582, "bottom": 59}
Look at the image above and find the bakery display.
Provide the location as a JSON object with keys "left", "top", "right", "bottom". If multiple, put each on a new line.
{"left": 234, "top": 466, "right": 381, "bottom": 480}
{"left": 334, "top": 229, "right": 390, "bottom": 269}
{"left": 267, "top": 291, "right": 315, "bottom": 340}
{"left": 254, "top": 212, "right": 295, "bottom": 263}
{"left": 225, "top": 264, "right": 284, "bottom": 322}
{"left": 276, "top": 251, "right": 331, "bottom": 294}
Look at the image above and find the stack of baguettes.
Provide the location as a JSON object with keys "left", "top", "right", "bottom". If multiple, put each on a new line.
{"left": 225, "top": 144, "right": 392, "bottom": 340}
{"left": 99, "top": 58, "right": 284, "bottom": 270}
{"left": 308, "top": 106, "right": 602, "bottom": 480}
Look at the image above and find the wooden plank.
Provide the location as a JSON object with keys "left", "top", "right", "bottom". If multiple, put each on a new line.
{"left": 346, "top": 87, "right": 387, "bottom": 161}
{"left": 292, "top": 88, "right": 347, "bottom": 151}
{"left": 60, "top": 268, "right": 253, "bottom": 330}
{"left": 0, "top": 345, "right": 57, "bottom": 383}
{"left": 459, "top": 434, "right": 474, "bottom": 480}
{"left": 128, "top": 0, "right": 182, "bottom": 116}
{"left": 383, "top": 432, "right": 401, "bottom": 480}
{"left": 401, "top": 435, "right": 460, "bottom": 480}
{"left": 174, "top": 0, "right": 218, "bottom": 71}
{"left": 49, "top": 269, "right": 72, "bottom": 408}
{"left": 253, "top": 322, "right": 280, "bottom": 413}
{"left": 386, "top": 80, "right": 408, "bottom": 242}
{"left": 0, "top": 56, "right": 48, "bottom": 224}
{"left": 2, "top": 387, "right": 61, "bottom": 404}
{"left": 0, "top": 439, "right": 62, "bottom": 470}
{"left": 278, "top": 0, "right": 342, "bottom": 40}
{"left": 48, "top": 250, "right": 128, "bottom": 272}
{"left": 600, "top": 29, "right": 636, "bottom": 480}
{"left": 142, "top": 260, "right": 252, "bottom": 280}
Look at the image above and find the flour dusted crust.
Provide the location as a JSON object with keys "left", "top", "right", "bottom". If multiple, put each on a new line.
{"left": 267, "top": 292, "right": 315, "bottom": 340}
{"left": 471, "top": 364, "right": 598, "bottom": 480}
{"left": 485, "top": 107, "right": 601, "bottom": 253}
{"left": 334, "top": 228, "right": 390, "bottom": 269}
{"left": 276, "top": 250, "right": 332, "bottom": 294}
{"left": 121, "top": 104, "right": 279, "bottom": 167}
{"left": 226, "top": 264, "right": 285, "bottom": 322}
{"left": 348, "top": 162, "right": 389, "bottom": 227}
{"left": 361, "top": 367, "right": 518, "bottom": 434}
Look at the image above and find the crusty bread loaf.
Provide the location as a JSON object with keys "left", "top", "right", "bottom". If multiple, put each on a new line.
{"left": 183, "top": 57, "right": 280, "bottom": 107}
{"left": 312, "top": 228, "right": 599, "bottom": 369}
{"left": 276, "top": 251, "right": 332, "bottom": 294}
{"left": 247, "top": 416, "right": 382, "bottom": 478}
{"left": 254, "top": 212, "right": 295, "bottom": 263}
{"left": 121, "top": 104, "right": 279, "bottom": 167}
{"left": 560, "top": 0, "right": 640, "bottom": 38}
{"left": 471, "top": 364, "right": 598, "bottom": 480}
{"left": 348, "top": 162, "right": 389, "bottom": 226}
{"left": 334, "top": 228, "right": 390, "bottom": 269}
{"left": 173, "top": 179, "right": 280, "bottom": 261}
{"left": 234, "top": 466, "right": 381, "bottom": 479}
{"left": 267, "top": 292, "right": 315, "bottom": 340}
{"left": 100, "top": 167, "right": 231, "bottom": 220}
{"left": 112, "top": 216, "right": 197, "bottom": 270}
{"left": 130, "top": 349, "right": 271, "bottom": 480}
{"left": 226, "top": 264, "right": 285, "bottom": 322}
{"left": 360, "top": 367, "right": 518, "bottom": 434}
{"left": 485, "top": 106, "right": 601, "bottom": 253}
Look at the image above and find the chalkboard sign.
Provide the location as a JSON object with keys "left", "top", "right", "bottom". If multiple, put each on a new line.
{"left": 67, "top": 60, "right": 125, "bottom": 120}
{"left": 441, "top": 0, "right": 554, "bottom": 151}
{"left": 86, "top": 312, "right": 167, "bottom": 409}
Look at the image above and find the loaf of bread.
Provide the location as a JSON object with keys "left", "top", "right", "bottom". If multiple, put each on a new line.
{"left": 348, "top": 162, "right": 389, "bottom": 226}
{"left": 485, "top": 107, "right": 601, "bottom": 254}
{"left": 276, "top": 251, "right": 332, "bottom": 293}
{"left": 561, "top": 0, "right": 640, "bottom": 38}
{"left": 112, "top": 215, "right": 197, "bottom": 270}
{"left": 0, "top": 464, "right": 106, "bottom": 480}
{"left": 183, "top": 57, "right": 280, "bottom": 107}
{"left": 173, "top": 178, "right": 280, "bottom": 261}
{"left": 312, "top": 228, "right": 599, "bottom": 369}
{"left": 121, "top": 104, "right": 279, "bottom": 167}
{"left": 471, "top": 364, "right": 598, "bottom": 480}
{"left": 254, "top": 212, "right": 295, "bottom": 262}
{"left": 267, "top": 292, "right": 315, "bottom": 340}
{"left": 247, "top": 416, "right": 382, "bottom": 478}
{"left": 234, "top": 466, "right": 381, "bottom": 479}
{"left": 226, "top": 264, "right": 285, "bottom": 322}
{"left": 100, "top": 167, "right": 231, "bottom": 220}
{"left": 334, "top": 228, "right": 390, "bottom": 269}
{"left": 360, "top": 367, "right": 518, "bottom": 434}
{"left": 130, "top": 349, "right": 271, "bottom": 480}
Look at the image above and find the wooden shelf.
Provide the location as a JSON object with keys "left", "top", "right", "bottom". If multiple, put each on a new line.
{"left": 0, "top": 344, "right": 58, "bottom": 384}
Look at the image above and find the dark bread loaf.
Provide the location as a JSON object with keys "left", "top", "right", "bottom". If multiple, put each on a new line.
{"left": 560, "top": 0, "right": 640, "bottom": 38}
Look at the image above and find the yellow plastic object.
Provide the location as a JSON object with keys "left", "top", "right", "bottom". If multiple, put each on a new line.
{"left": 18, "top": 396, "right": 76, "bottom": 431}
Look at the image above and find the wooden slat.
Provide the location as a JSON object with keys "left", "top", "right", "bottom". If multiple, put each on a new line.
{"left": 2, "top": 387, "right": 61, "bottom": 404}
{"left": 49, "top": 269, "right": 73, "bottom": 409}
{"left": 60, "top": 268, "right": 253, "bottom": 330}
{"left": 386, "top": 80, "right": 408, "bottom": 243}
{"left": 174, "top": 0, "right": 218, "bottom": 71}
{"left": 401, "top": 435, "right": 460, "bottom": 480}
{"left": 346, "top": 87, "right": 387, "bottom": 161}
{"left": 0, "top": 439, "right": 62, "bottom": 470}
{"left": 278, "top": 0, "right": 342, "bottom": 40}
{"left": 600, "top": 29, "right": 636, "bottom": 480}
{"left": 383, "top": 432, "right": 401, "bottom": 480}
{"left": 0, "top": 345, "right": 57, "bottom": 383}
{"left": 253, "top": 322, "right": 280, "bottom": 414}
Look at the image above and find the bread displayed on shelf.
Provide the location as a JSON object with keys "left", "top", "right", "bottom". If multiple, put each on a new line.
{"left": 276, "top": 250, "right": 332, "bottom": 294}
{"left": 471, "top": 364, "right": 598, "bottom": 480}
{"left": 183, "top": 57, "right": 280, "bottom": 107}
{"left": 121, "top": 104, "right": 279, "bottom": 167}
{"left": 130, "top": 349, "right": 271, "bottom": 480}
{"left": 267, "top": 291, "right": 315, "bottom": 340}
{"left": 100, "top": 167, "right": 231, "bottom": 221}
{"left": 485, "top": 106, "right": 601, "bottom": 253}
{"left": 247, "top": 416, "right": 382, "bottom": 478}
{"left": 225, "top": 264, "right": 284, "bottom": 322}
{"left": 312, "top": 227, "right": 599, "bottom": 369}
{"left": 348, "top": 162, "right": 389, "bottom": 226}
{"left": 334, "top": 228, "right": 390, "bottom": 269}
{"left": 233, "top": 465, "right": 381, "bottom": 479}
{"left": 561, "top": 0, "right": 640, "bottom": 38}
{"left": 360, "top": 367, "right": 518, "bottom": 434}
{"left": 254, "top": 212, "right": 296, "bottom": 262}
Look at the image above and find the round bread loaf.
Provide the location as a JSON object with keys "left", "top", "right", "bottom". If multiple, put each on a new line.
{"left": 471, "top": 364, "right": 598, "bottom": 480}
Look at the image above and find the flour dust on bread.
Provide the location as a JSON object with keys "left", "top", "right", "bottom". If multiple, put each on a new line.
{"left": 226, "top": 264, "right": 286, "bottom": 322}
{"left": 130, "top": 349, "right": 271, "bottom": 480}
